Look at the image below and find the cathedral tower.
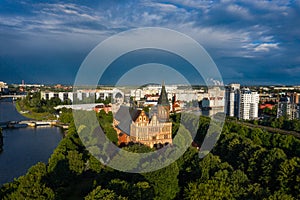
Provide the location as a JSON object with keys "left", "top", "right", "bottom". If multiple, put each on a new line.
{"left": 157, "top": 81, "right": 170, "bottom": 121}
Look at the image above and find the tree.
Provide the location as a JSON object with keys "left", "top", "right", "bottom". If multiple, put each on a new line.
{"left": 143, "top": 162, "right": 180, "bottom": 200}
{"left": 277, "top": 157, "right": 300, "bottom": 198}
{"left": 67, "top": 150, "right": 85, "bottom": 175}
{"left": 132, "top": 181, "right": 154, "bottom": 200}
{"left": 105, "top": 126, "right": 118, "bottom": 144}
{"left": 260, "top": 148, "right": 287, "bottom": 190}
{"left": 85, "top": 186, "right": 127, "bottom": 200}
{"left": 1, "top": 162, "right": 55, "bottom": 200}
{"left": 184, "top": 176, "right": 232, "bottom": 200}
{"left": 143, "top": 106, "right": 150, "bottom": 113}
{"left": 96, "top": 96, "right": 112, "bottom": 105}
{"left": 2, "top": 113, "right": 300, "bottom": 199}
{"left": 48, "top": 97, "right": 62, "bottom": 107}
{"left": 87, "top": 155, "right": 104, "bottom": 173}
{"left": 63, "top": 98, "right": 72, "bottom": 105}
{"left": 229, "top": 170, "right": 249, "bottom": 198}
{"left": 267, "top": 190, "right": 295, "bottom": 200}
{"left": 107, "top": 179, "right": 131, "bottom": 197}
{"left": 59, "top": 108, "right": 73, "bottom": 124}
{"left": 97, "top": 110, "right": 118, "bottom": 144}
{"left": 122, "top": 143, "right": 153, "bottom": 153}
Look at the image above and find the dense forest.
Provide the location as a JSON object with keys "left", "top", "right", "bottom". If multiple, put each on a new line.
{"left": 1, "top": 111, "right": 300, "bottom": 199}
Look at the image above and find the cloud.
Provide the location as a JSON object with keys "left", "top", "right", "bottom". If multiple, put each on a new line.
{"left": 254, "top": 43, "right": 279, "bottom": 52}
{"left": 160, "top": 0, "right": 213, "bottom": 10}
{"left": 283, "top": 66, "right": 300, "bottom": 74}
{"left": 226, "top": 4, "right": 252, "bottom": 20}
{"left": 0, "top": 0, "right": 299, "bottom": 84}
{"left": 142, "top": 12, "right": 162, "bottom": 22}
{"left": 37, "top": 3, "right": 100, "bottom": 21}
{"left": 143, "top": 2, "right": 179, "bottom": 11}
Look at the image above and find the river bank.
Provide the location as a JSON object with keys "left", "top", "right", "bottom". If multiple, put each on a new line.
{"left": 15, "top": 100, "right": 56, "bottom": 121}
{"left": 0, "top": 99, "right": 64, "bottom": 185}
{"left": 14, "top": 99, "right": 70, "bottom": 134}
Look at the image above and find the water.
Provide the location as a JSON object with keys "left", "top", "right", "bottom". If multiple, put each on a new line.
{"left": 0, "top": 98, "right": 28, "bottom": 122}
{"left": 0, "top": 99, "right": 63, "bottom": 185}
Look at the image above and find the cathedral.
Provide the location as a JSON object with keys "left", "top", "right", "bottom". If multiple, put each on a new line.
{"left": 114, "top": 83, "right": 172, "bottom": 148}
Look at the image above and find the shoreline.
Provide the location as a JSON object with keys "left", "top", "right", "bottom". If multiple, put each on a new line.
{"left": 15, "top": 100, "right": 56, "bottom": 121}
{"left": 14, "top": 100, "right": 69, "bottom": 135}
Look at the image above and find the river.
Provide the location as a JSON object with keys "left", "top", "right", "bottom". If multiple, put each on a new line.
{"left": 0, "top": 98, "right": 63, "bottom": 185}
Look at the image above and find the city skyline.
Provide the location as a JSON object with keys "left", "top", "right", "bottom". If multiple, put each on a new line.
{"left": 1, "top": 1, "right": 300, "bottom": 85}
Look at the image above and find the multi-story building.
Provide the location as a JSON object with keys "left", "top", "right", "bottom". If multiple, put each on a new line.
{"left": 289, "top": 92, "right": 300, "bottom": 104}
{"left": 277, "top": 96, "right": 299, "bottom": 119}
{"left": 171, "top": 89, "right": 199, "bottom": 102}
{"left": 41, "top": 89, "right": 114, "bottom": 103}
{"left": 115, "top": 83, "right": 172, "bottom": 148}
{"left": 259, "top": 93, "right": 279, "bottom": 104}
{"left": 201, "top": 86, "right": 225, "bottom": 116}
{"left": 225, "top": 83, "right": 240, "bottom": 117}
{"left": 239, "top": 88, "right": 259, "bottom": 120}
{"left": 0, "top": 81, "right": 8, "bottom": 93}
{"left": 131, "top": 89, "right": 144, "bottom": 101}
{"left": 225, "top": 84, "right": 259, "bottom": 120}
{"left": 130, "top": 84, "right": 204, "bottom": 103}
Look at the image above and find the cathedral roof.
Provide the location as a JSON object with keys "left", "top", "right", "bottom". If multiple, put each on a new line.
{"left": 114, "top": 106, "right": 140, "bottom": 135}
{"left": 115, "top": 106, "right": 150, "bottom": 135}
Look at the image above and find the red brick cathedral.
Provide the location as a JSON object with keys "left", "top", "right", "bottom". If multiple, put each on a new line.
{"left": 114, "top": 83, "right": 172, "bottom": 148}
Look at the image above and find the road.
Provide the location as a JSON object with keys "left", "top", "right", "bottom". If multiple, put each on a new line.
{"left": 228, "top": 119, "right": 300, "bottom": 139}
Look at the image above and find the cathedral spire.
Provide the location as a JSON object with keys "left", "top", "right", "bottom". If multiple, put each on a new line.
{"left": 158, "top": 81, "right": 170, "bottom": 106}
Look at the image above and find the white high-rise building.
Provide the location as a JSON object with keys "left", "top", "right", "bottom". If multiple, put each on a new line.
{"left": 239, "top": 88, "right": 259, "bottom": 120}
{"left": 225, "top": 84, "right": 240, "bottom": 117}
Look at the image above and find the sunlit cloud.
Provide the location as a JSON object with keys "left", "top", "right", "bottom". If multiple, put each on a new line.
{"left": 254, "top": 43, "right": 279, "bottom": 52}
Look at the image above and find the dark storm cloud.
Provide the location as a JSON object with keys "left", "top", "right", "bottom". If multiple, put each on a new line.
{"left": 0, "top": 0, "right": 299, "bottom": 84}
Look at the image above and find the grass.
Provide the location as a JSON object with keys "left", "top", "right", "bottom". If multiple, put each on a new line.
{"left": 15, "top": 101, "right": 56, "bottom": 121}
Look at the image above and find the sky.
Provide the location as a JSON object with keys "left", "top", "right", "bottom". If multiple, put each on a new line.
{"left": 0, "top": 0, "right": 300, "bottom": 85}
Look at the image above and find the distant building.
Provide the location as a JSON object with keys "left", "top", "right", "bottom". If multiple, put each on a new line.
{"left": 259, "top": 93, "right": 279, "bottom": 104}
{"left": 111, "top": 89, "right": 124, "bottom": 113}
{"left": 0, "top": 81, "right": 8, "bottom": 93}
{"left": 239, "top": 88, "right": 259, "bottom": 120}
{"left": 225, "top": 84, "right": 259, "bottom": 120}
{"left": 131, "top": 89, "right": 144, "bottom": 101}
{"left": 202, "top": 87, "right": 224, "bottom": 107}
{"left": 289, "top": 92, "right": 300, "bottom": 104}
{"left": 112, "top": 89, "right": 124, "bottom": 104}
{"left": 54, "top": 103, "right": 104, "bottom": 111}
{"left": 259, "top": 103, "right": 275, "bottom": 110}
{"left": 201, "top": 86, "right": 225, "bottom": 116}
{"left": 41, "top": 89, "right": 113, "bottom": 103}
{"left": 277, "top": 96, "right": 299, "bottom": 119}
{"left": 130, "top": 84, "right": 203, "bottom": 103}
{"left": 171, "top": 94, "right": 184, "bottom": 113}
{"left": 94, "top": 104, "right": 112, "bottom": 113}
{"left": 41, "top": 91, "right": 74, "bottom": 102}
{"left": 114, "top": 83, "right": 172, "bottom": 148}
{"left": 172, "top": 89, "right": 199, "bottom": 102}
{"left": 53, "top": 84, "right": 72, "bottom": 90}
